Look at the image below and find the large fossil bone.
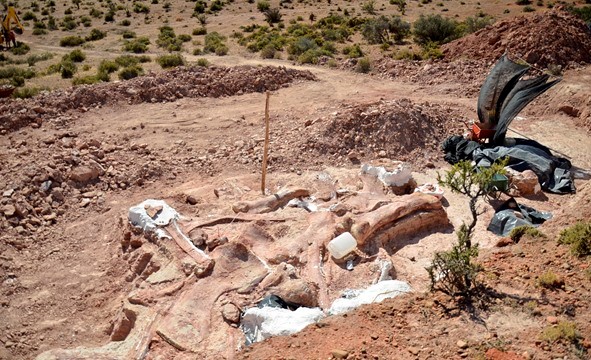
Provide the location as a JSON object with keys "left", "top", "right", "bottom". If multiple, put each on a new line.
{"left": 232, "top": 188, "right": 310, "bottom": 214}
{"left": 350, "top": 193, "right": 444, "bottom": 246}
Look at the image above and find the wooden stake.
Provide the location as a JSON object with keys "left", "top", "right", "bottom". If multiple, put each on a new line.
{"left": 261, "top": 91, "right": 270, "bottom": 194}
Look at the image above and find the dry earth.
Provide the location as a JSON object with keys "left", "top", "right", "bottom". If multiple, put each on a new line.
{"left": 1, "top": 3, "right": 591, "bottom": 360}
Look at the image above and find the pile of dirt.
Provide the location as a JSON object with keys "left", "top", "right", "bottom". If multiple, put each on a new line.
{"left": 374, "top": 58, "right": 489, "bottom": 98}
{"left": 300, "top": 98, "right": 468, "bottom": 168}
{"left": 0, "top": 65, "right": 316, "bottom": 133}
{"left": 443, "top": 9, "right": 591, "bottom": 69}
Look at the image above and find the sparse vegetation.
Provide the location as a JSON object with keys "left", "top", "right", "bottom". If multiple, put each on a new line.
{"left": 355, "top": 57, "right": 371, "bottom": 73}
{"left": 196, "top": 58, "right": 210, "bottom": 67}
{"left": 558, "top": 221, "right": 591, "bottom": 257}
{"left": 509, "top": 225, "right": 545, "bottom": 243}
{"left": 361, "top": 15, "right": 410, "bottom": 44}
{"left": 204, "top": 32, "right": 229, "bottom": 55}
{"left": 156, "top": 53, "right": 185, "bottom": 68}
{"left": 12, "top": 86, "right": 45, "bottom": 99}
{"left": 541, "top": 321, "right": 579, "bottom": 343}
{"left": 413, "top": 14, "right": 460, "bottom": 46}
{"left": 118, "top": 65, "right": 144, "bottom": 80}
{"left": 86, "top": 28, "right": 106, "bottom": 41}
{"left": 10, "top": 42, "right": 30, "bottom": 56}
{"left": 60, "top": 35, "right": 85, "bottom": 47}
{"left": 537, "top": 270, "right": 564, "bottom": 289}
{"left": 123, "top": 37, "right": 150, "bottom": 53}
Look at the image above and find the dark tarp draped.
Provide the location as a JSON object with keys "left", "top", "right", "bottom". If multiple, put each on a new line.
{"left": 487, "top": 197, "right": 552, "bottom": 236}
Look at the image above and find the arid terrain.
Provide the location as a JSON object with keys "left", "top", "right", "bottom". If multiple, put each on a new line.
{"left": 1, "top": 1, "right": 591, "bottom": 360}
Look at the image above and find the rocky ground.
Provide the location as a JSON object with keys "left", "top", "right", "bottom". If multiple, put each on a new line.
{"left": 1, "top": 8, "right": 591, "bottom": 360}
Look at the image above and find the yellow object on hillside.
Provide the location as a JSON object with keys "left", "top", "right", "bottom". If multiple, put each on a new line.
{"left": 1, "top": 6, "right": 24, "bottom": 48}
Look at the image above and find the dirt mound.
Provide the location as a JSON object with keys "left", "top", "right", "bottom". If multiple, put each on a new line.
{"left": 0, "top": 65, "right": 316, "bottom": 133}
{"left": 302, "top": 98, "right": 467, "bottom": 168}
{"left": 443, "top": 9, "right": 591, "bottom": 68}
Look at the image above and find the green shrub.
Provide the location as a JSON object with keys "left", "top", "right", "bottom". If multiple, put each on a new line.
{"left": 215, "top": 44, "right": 229, "bottom": 56}
{"left": 193, "top": 0, "right": 207, "bottom": 15}
{"left": 460, "top": 15, "right": 495, "bottom": 34}
{"left": 355, "top": 57, "right": 371, "bottom": 73}
{"left": 537, "top": 270, "right": 564, "bottom": 289}
{"left": 558, "top": 221, "right": 591, "bottom": 257}
{"left": 72, "top": 75, "right": 103, "bottom": 85}
{"left": 362, "top": 15, "right": 410, "bottom": 44}
{"left": 509, "top": 225, "right": 545, "bottom": 243}
{"left": 118, "top": 65, "right": 144, "bottom": 80}
{"left": 60, "top": 59, "right": 77, "bottom": 78}
{"left": 12, "top": 86, "right": 45, "bottom": 99}
{"left": 26, "top": 52, "right": 54, "bottom": 66}
{"left": 10, "top": 42, "right": 30, "bottom": 56}
{"left": 342, "top": 44, "right": 363, "bottom": 58}
{"left": 362, "top": 0, "right": 376, "bottom": 14}
{"left": 260, "top": 44, "right": 276, "bottom": 58}
{"left": 123, "top": 37, "right": 150, "bottom": 53}
{"left": 60, "top": 35, "right": 85, "bottom": 47}
{"left": 32, "top": 28, "right": 48, "bottom": 35}
{"left": 413, "top": 14, "right": 460, "bottom": 46}
{"left": 178, "top": 34, "right": 192, "bottom": 42}
{"left": 122, "top": 30, "right": 136, "bottom": 39}
{"left": 523, "top": 5, "right": 535, "bottom": 12}
{"left": 204, "top": 32, "right": 227, "bottom": 54}
{"left": 98, "top": 59, "right": 120, "bottom": 73}
{"left": 86, "top": 28, "right": 106, "bottom": 41}
{"left": 257, "top": 0, "right": 270, "bottom": 12}
{"left": 23, "top": 11, "right": 37, "bottom": 21}
{"left": 105, "top": 11, "right": 115, "bottom": 22}
{"left": 192, "top": 27, "right": 207, "bottom": 36}
{"left": 66, "top": 49, "right": 86, "bottom": 62}
{"left": 209, "top": 0, "right": 224, "bottom": 12}
{"left": 192, "top": 48, "right": 203, "bottom": 55}
{"left": 133, "top": 2, "right": 150, "bottom": 13}
{"left": 80, "top": 16, "right": 92, "bottom": 27}
{"left": 120, "top": 19, "right": 131, "bottom": 26}
{"left": 90, "top": 8, "right": 102, "bottom": 18}
{"left": 196, "top": 58, "right": 209, "bottom": 67}
{"left": 114, "top": 54, "right": 151, "bottom": 67}
{"left": 541, "top": 321, "right": 580, "bottom": 343}
{"left": 264, "top": 8, "right": 282, "bottom": 25}
{"left": 156, "top": 53, "right": 185, "bottom": 68}
{"left": 421, "top": 42, "right": 444, "bottom": 59}
{"left": 60, "top": 15, "right": 78, "bottom": 30}
{"left": 516, "top": 0, "right": 531, "bottom": 4}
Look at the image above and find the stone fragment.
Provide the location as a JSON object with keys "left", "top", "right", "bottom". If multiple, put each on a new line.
{"left": 331, "top": 349, "right": 349, "bottom": 359}
{"left": 506, "top": 169, "right": 540, "bottom": 196}
{"left": 221, "top": 303, "right": 241, "bottom": 324}
{"left": 457, "top": 340, "right": 468, "bottom": 349}
{"left": 273, "top": 279, "right": 319, "bottom": 308}
{"left": 110, "top": 308, "right": 137, "bottom": 341}
{"left": 2, "top": 204, "right": 16, "bottom": 217}
{"left": 70, "top": 166, "right": 100, "bottom": 183}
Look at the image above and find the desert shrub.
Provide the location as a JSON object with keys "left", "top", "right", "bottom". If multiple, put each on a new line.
{"left": 204, "top": 32, "right": 227, "bottom": 54}
{"left": 122, "top": 30, "right": 136, "bottom": 39}
{"left": 523, "top": 5, "right": 535, "bottom": 12}
{"left": 105, "top": 11, "right": 115, "bottom": 22}
{"left": 209, "top": 0, "right": 224, "bottom": 12}
{"left": 260, "top": 44, "right": 276, "bottom": 58}
{"left": 541, "top": 321, "right": 579, "bottom": 343}
{"left": 215, "top": 44, "right": 229, "bottom": 55}
{"left": 421, "top": 42, "right": 444, "bottom": 59}
{"left": 537, "top": 270, "right": 564, "bottom": 289}
{"left": 89, "top": 8, "right": 102, "bottom": 18}
{"left": 32, "top": 28, "right": 48, "bottom": 35}
{"left": 118, "top": 65, "right": 144, "bottom": 80}
{"left": 80, "top": 16, "right": 92, "bottom": 27}
{"left": 26, "top": 52, "right": 54, "bottom": 66}
{"left": 115, "top": 54, "right": 151, "bottom": 67}
{"left": 264, "top": 8, "right": 282, "bottom": 25}
{"left": 98, "top": 59, "right": 120, "bottom": 73}
{"left": 558, "top": 221, "right": 591, "bottom": 257}
{"left": 133, "top": 2, "right": 150, "bottom": 13}
{"left": 193, "top": 27, "right": 207, "bottom": 36}
{"left": 22, "top": 11, "right": 37, "bottom": 21}
{"left": 196, "top": 58, "right": 209, "bottom": 67}
{"left": 60, "top": 15, "right": 77, "bottom": 30}
{"left": 193, "top": 48, "right": 202, "bottom": 55}
{"left": 156, "top": 53, "right": 185, "bottom": 68}
{"left": 120, "top": 19, "right": 131, "bottom": 26}
{"left": 193, "top": 0, "right": 207, "bottom": 14}
{"left": 362, "top": 15, "right": 410, "bottom": 44}
{"left": 64, "top": 7, "right": 73, "bottom": 15}
{"left": 509, "top": 225, "right": 545, "bottom": 243}
{"left": 356, "top": 57, "right": 371, "bottom": 73}
{"left": 12, "top": 86, "right": 44, "bottom": 99}
{"left": 342, "top": 43, "right": 363, "bottom": 58}
{"left": 393, "top": 48, "right": 421, "bottom": 60}
{"left": 47, "top": 16, "right": 58, "bottom": 30}
{"left": 516, "top": 0, "right": 531, "bottom": 4}
{"left": 427, "top": 224, "right": 481, "bottom": 296}
{"left": 362, "top": 0, "right": 376, "bottom": 14}
{"left": 0, "top": 67, "right": 36, "bottom": 81}
{"left": 72, "top": 75, "right": 102, "bottom": 85}
{"left": 60, "top": 59, "right": 77, "bottom": 78}
{"left": 257, "top": 0, "right": 270, "bottom": 12}
{"left": 413, "top": 14, "right": 460, "bottom": 46}
{"left": 122, "top": 37, "right": 150, "bottom": 53}
{"left": 66, "top": 49, "right": 86, "bottom": 62}
{"left": 460, "top": 15, "right": 495, "bottom": 34}
{"left": 157, "top": 26, "right": 184, "bottom": 51}
{"left": 10, "top": 42, "right": 30, "bottom": 56}
{"left": 86, "top": 28, "right": 106, "bottom": 41}
{"left": 60, "top": 36, "right": 85, "bottom": 47}
{"left": 178, "top": 34, "right": 192, "bottom": 42}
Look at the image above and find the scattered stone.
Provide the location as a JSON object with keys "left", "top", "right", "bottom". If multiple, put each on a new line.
{"left": 3, "top": 189, "right": 14, "bottom": 197}
{"left": 144, "top": 205, "right": 163, "bottom": 219}
{"left": 110, "top": 308, "right": 137, "bottom": 341}
{"left": 206, "top": 236, "right": 228, "bottom": 251}
{"left": 221, "top": 303, "right": 241, "bottom": 324}
{"left": 558, "top": 105, "right": 580, "bottom": 118}
{"left": 506, "top": 169, "right": 540, "bottom": 196}
{"left": 496, "top": 237, "right": 514, "bottom": 247}
{"left": 2, "top": 204, "right": 16, "bottom": 217}
{"left": 546, "top": 316, "right": 559, "bottom": 324}
{"left": 457, "top": 340, "right": 468, "bottom": 349}
{"left": 70, "top": 165, "right": 100, "bottom": 183}
{"left": 408, "top": 347, "right": 420, "bottom": 355}
{"left": 186, "top": 195, "right": 199, "bottom": 205}
{"left": 273, "top": 279, "right": 319, "bottom": 308}
{"left": 331, "top": 349, "right": 349, "bottom": 359}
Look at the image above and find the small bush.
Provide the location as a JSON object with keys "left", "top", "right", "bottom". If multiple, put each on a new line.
{"left": 260, "top": 44, "right": 276, "bottom": 58}
{"left": 60, "top": 15, "right": 78, "bottom": 30}
{"left": 356, "top": 57, "right": 371, "bottom": 73}
{"left": 122, "top": 30, "right": 136, "bottom": 39}
{"left": 120, "top": 19, "right": 131, "bottom": 26}
{"left": 196, "top": 58, "right": 209, "bottom": 67}
{"left": 80, "top": 16, "right": 92, "bottom": 27}
{"left": 541, "top": 321, "right": 579, "bottom": 343}
{"left": 264, "top": 8, "right": 282, "bottom": 25}
{"left": 118, "top": 65, "right": 144, "bottom": 80}
{"left": 133, "top": 2, "right": 150, "bottom": 13}
{"left": 86, "top": 28, "right": 106, "bottom": 41}
{"left": 72, "top": 75, "right": 102, "bottom": 85}
{"left": 413, "top": 14, "right": 460, "bottom": 46}
{"left": 123, "top": 37, "right": 150, "bottom": 53}
{"left": 23, "top": 11, "right": 37, "bottom": 21}
{"left": 193, "top": 27, "right": 207, "bottom": 36}
{"left": 10, "top": 42, "right": 30, "bottom": 56}
{"left": 421, "top": 42, "right": 444, "bottom": 59}
{"left": 558, "top": 221, "right": 591, "bottom": 257}
{"left": 66, "top": 49, "right": 86, "bottom": 62}
{"left": 60, "top": 59, "right": 77, "bottom": 79}
{"left": 60, "top": 36, "right": 85, "bottom": 47}
{"left": 27, "top": 52, "right": 54, "bottom": 66}
{"left": 115, "top": 54, "right": 151, "bottom": 67}
{"left": 204, "top": 32, "right": 228, "bottom": 54}
{"left": 342, "top": 44, "right": 363, "bottom": 58}
{"left": 178, "top": 34, "right": 192, "bottom": 42}
{"left": 257, "top": 0, "right": 270, "bottom": 12}
{"left": 509, "top": 225, "right": 545, "bottom": 243}
{"left": 523, "top": 5, "right": 535, "bottom": 12}
{"left": 516, "top": 0, "right": 531, "bottom": 4}
{"left": 105, "top": 11, "right": 115, "bottom": 22}
{"left": 98, "top": 60, "right": 120, "bottom": 73}
{"left": 460, "top": 15, "right": 495, "bottom": 34}
{"left": 90, "top": 8, "right": 102, "bottom": 18}
{"left": 537, "top": 270, "right": 564, "bottom": 289}
{"left": 13, "top": 86, "right": 46, "bottom": 99}
{"left": 156, "top": 53, "right": 185, "bottom": 68}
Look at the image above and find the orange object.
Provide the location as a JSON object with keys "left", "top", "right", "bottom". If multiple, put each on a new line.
{"left": 471, "top": 122, "right": 496, "bottom": 141}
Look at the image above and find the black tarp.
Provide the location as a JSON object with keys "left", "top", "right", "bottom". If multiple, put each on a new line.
{"left": 487, "top": 197, "right": 552, "bottom": 236}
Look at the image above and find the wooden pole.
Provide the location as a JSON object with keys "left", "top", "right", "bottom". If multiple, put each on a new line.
{"left": 261, "top": 91, "right": 270, "bottom": 194}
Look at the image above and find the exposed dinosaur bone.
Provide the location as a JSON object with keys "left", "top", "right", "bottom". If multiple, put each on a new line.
{"left": 350, "top": 193, "right": 444, "bottom": 246}
{"left": 232, "top": 188, "right": 311, "bottom": 214}
{"left": 185, "top": 213, "right": 293, "bottom": 233}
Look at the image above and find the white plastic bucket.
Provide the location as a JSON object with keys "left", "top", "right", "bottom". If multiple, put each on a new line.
{"left": 327, "top": 232, "right": 357, "bottom": 259}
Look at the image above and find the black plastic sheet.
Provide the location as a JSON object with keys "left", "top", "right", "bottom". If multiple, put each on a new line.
{"left": 487, "top": 197, "right": 552, "bottom": 236}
